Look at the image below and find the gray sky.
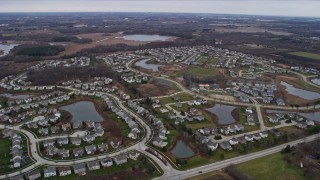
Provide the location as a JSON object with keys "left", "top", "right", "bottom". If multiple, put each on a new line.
{"left": 0, "top": 0, "right": 319, "bottom": 17}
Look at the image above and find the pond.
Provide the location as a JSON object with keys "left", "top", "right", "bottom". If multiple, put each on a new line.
{"left": 206, "top": 104, "right": 237, "bottom": 125}
{"left": 0, "top": 44, "right": 18, "bottom": 57}
{"left": 123, "top": 34, "right": 171, "bottom": 42}
{"left": 171, "top": 140, "right": 194, "bottom": 159}
{"left": 280, "top": 81, "right": 320, "bottom": 100}
{"left": 0, "top": 93, "right": 31, "bottom": 99}
{"left": 311, "top": 78, "right": 320, "bottom": 86}
{"left": 266, "top": 109, "right": 320, "bottom": 121}
{"left": 134, "top": 59, "right": 163, "bottom": 72}
{"left": 60, "top": 101, "right": 103, "bottom": 122}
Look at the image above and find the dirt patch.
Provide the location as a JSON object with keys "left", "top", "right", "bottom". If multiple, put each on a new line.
{"left": 159, "top": 65, "right": 183, "bottom": 72}
{"left": 59, "top": 32, "right": 149, "bottom": 56}
{"left": 137, "top": 78, "right": 176, "bottom": 97}
{"left": 215, "top": 27, "right": 293, "bottom": 36}
{"left": 281, "top": 126, "right": 308, "bottom": 140}
{"left": 231, "top": 108, "right": 240, "bottom": 122}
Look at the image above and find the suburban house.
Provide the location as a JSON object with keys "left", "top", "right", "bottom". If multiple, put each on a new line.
{"left": 207, "top": 141, "right": 218, "bottom": 151}
{"left": 58, "top": 167, "right": 72, "bottom": 176}
{"left": 73, "top": 164, "right": 87, "bottom": 176}
{"left": 44, "top": 166, "right": 57, "bottom": 178}
{"left": 101, "top": 158, "right": 113, "bottom": 167}
{"left": 26, "top": 169, "right": 41, "bottom": 180}
{"left": 113, "top": 154, "right": 128, "bottom": 165}
{"left": 87, "top": 161, "right": 101, "bottom": 171}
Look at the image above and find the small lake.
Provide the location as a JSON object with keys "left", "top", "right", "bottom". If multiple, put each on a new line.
{"left": 0, "top": 44, "right": 18, "bottom": 57}
{"left": 311, "top": 78, "right": 320, "bottom": 86}
{"left": 123, "top": 34, "right": 171, "bottom": 42}
{"left": 0, "top": 93, "right": 30, "bottom": 99}
{"left": 171, "top": 140, "right": 194, "bottom": 159}
{"left": 206, "top": 104, "right": 237, "bottom": 125}
{"left": 60, "top": 101, "right": 103, "bottom": 122}
{"left": 266, "top": 109, "right": 320, "bottom": 121}
{"left": 134, "top": 59, "right": 163, "bottom": 72}
{"left": 280, "top": 81, "right": 320, "bottom": 100}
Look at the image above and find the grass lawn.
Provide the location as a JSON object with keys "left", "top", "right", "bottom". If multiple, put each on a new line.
{"left": 180, "top": 67, "right": 220, "bottom": 79}
{"left": 236, "top": 153, "right": 305, "bottom": 180}
{"left": 0, "top": 136, "right": 12, "bottom": 174}
{"left": 1, "top": 33, "right": 17, "bottom": 37}
{"left": 209, "top": 57, "right": 219, "bottom": 65}
{"left": 155, "top": 78, "right": 180, "bottom": 91}
{"left": 159, "top": 93, "right": 194, "bottom": 104}
{"left": 185, "top": 112, "right": 216, "bottom": 130}
{"left": 292, "top": 79, "right": 320, "bottom": 92}
{"left": 239, "top": 108, "right": 260, "bottom": 132}
{"left": 197, "top": 56, "right": 208, "bottom": 63}
{"left": 288, "top": 51, "right": 320, "bottom": 61}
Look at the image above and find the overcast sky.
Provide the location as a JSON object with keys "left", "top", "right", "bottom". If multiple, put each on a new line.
{"left": 0, "top": 0, "right": 319, "bottom": 17}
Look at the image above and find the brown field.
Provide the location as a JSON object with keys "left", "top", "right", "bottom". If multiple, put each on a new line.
{"left": 214, "top": 27, "right": 293, "bottom": 36}
{"left": 59, "top": 32, "right": 149, "bottom": 56}
{"left": 137, "top": 78, "right": 177, "bottom": 97}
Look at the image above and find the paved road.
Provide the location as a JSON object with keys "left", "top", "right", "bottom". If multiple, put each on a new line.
{"left": 155, "top": 133, "right": 320, "bottom": 180}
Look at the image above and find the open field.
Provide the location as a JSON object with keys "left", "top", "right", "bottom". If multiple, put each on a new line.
{"left": 236, "top": 153, "right": 305, "bottom": 180}
{"left": 288, "top": 52, "right": 320, "bottom": 61}
{"left": 0, "top": 135, "right": 12, "bottom": 174}
{"left": 179, "top": 67, "right": 221, "bottom": 79}
{"left": 187, "top": 170, "right": 233, "bottom": 180}
{"left": 159, "top": 92, "right": 194, "bottom": 104}
{"left": 138, "top": 78, "right": 178, "bottom": 98}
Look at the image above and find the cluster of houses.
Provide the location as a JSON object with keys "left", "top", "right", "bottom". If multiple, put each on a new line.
{"left": 104, "top": 95, "right": 141, "bottom": 140}
{"left": 28, "top": 56, "right": 91, "bottom": 71}
{"left": 128, "top": 100, "right": 169, "bottom": 148}
{"left": 96, "top": 52, "right": 139, "bottom": 66}
{"left": 267, "top": 112, "right": 316, "bottom": 129}
{"left": 220, "top": 124, "right": 245, "bottom": 135}
{"left": 2, "top": 130, "right": 26, "bottom": 168}
{"left": 291, "top": 66, "right": 320, "bottom": 75}
{"left": 234, "top": 80, "right": 278, "bottom": 104}
{"left": 96, "top": 52, "right": 149, "bottom": 84}
{"left": 71, "top": 77, "right": 113, "bottom": 92}
{"left": 194, "top": 126, "right": 269, "bottom": 151}
{"left": 43, "top": 136, "right": 109, "bottom": 159}
{"left": 15, "top": 151, "right": 141, "bottom": 180}
{"left": 62, "top": 77, "right": 113, "bottom": 88}
{"left": 0, "top": 91, "right": 71, "bottom": 125}
{"left": 120, "top": 71, "right": 149, "bottom": 84}
{"left": 159, "top": 97, "right": 208, "bottom": 124}
{"left": 216, "top": 131, "right": 269, "bottom": 151}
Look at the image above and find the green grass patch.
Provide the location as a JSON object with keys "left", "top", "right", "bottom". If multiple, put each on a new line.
{"left": 1, "top": 33, "right": 17, "bottom": 37}
{"left": 292, "top": 79, "right": 320, "bottom": 92}
{"left": 159, "top": 93, "right": 194, "bottom": 104}
{"left": 197, "top": 56, "right": 208, "bottom": 63}
{"left": 239, "top": 108, "right": 260, "bottom": 132}
{"left": 0, "top": 136, "right": 12, "bottom": 174}
{"left": 178, "top": 67, "right": 220, "bottom": 79}
{"left": 288, "top": 51, "right": 320, "bottom": 61}
{"left": 236, "top": 153, "right": 305, "bottom": 180}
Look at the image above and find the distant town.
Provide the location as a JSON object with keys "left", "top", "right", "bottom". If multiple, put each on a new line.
{"left": 0, "top": 12, "right": 319, "bottom": 180}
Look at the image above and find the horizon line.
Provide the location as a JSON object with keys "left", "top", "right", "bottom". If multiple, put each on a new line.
{"left": 0, "top": 11, "right": 319, "bottom": 19}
